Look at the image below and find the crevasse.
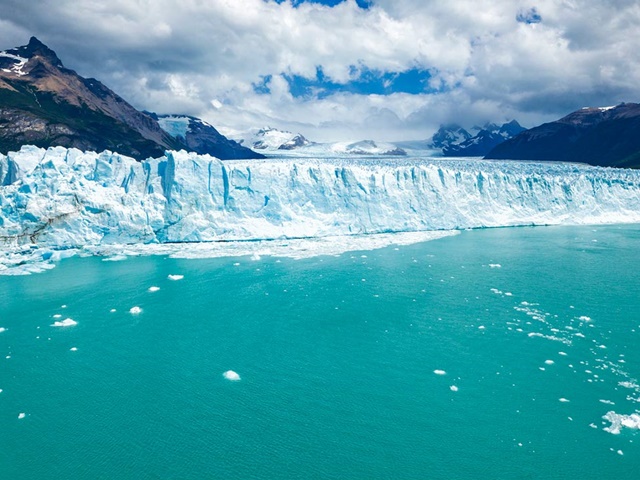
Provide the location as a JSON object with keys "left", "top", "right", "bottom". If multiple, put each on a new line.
{"left": 1, "top": 145, "right": 640, "bottom": 248}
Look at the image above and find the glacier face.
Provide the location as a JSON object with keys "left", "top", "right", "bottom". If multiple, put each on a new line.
{"left": 1, "top": 146, "right": 640, "bottom": 266}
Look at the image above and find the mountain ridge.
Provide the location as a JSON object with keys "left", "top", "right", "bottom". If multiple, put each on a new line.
{"left": 0, "top": 37, "right": 262, "bottom": 160}
{"left": 485, "top": 103, "right": 640, "bottom": 168}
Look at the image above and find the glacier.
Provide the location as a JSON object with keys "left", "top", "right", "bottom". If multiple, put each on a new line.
{"left": 1, "top": 145, "right": 640, "bottom": 273}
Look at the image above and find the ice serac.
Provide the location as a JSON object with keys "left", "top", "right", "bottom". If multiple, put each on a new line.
{"left": 1, "top": 146, "right": 640, "bottom": 250}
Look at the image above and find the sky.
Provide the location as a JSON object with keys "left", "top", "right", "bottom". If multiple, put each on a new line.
{"left": 1, "top": 0, "right": 639, "bottom": 141}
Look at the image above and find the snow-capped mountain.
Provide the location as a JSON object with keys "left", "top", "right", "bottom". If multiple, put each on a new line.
{"left": 238, "top": 128, "right": 406, "bottom": 156}
{"left": 239, "top": 127, "right": 313, "bottom": 151}
{"left": 442, "top": 120, "right": 526, "bottom": 157}
{"left": 486, "top": 104, "right": 640, "bottom": 168}
{"left": 429, "top": 124, "right": 473, "bottom": 150}
{"left": 153, "top": 114, "right": 264, "bottom": 160}
{"left": 330, "top": 140, "right": 406, "bottom": 156}
{"left": 0, "top": 37, "right": 261, "bottom": 160}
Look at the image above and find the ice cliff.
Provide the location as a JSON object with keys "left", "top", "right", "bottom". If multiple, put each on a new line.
{"left": 1, "top": 146, "right": 640, "bottom": 251}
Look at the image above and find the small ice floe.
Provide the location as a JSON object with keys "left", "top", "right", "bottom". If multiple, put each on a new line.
{"left": 0, "top": 327, "right": 5, "bottom": 333}
{"left": 434, "top": 369, "right": 446, "bottom": 375}
{"left": 251, "top": 253, "right": 261, "bottom": 261}
{"left": 545, "top": 360, "right": 555, "bottom": 365}
{"left": 489, "top": 264, "right": 502, "bottom": 268}
{"left": 559, "top": 398, "right": 570, "bottom": 403}
{"left": 233, "top": 262, "right": 240, "bottom": 266}
{"left": 450, "top": 385, "right": 459, "bottom": 392}
{"left": 18, "top": 413, "right": 26, "bottom": 419}
{"left": 602, "top": 411, "right": 640, "bottom": 434}
{"left": 559, "top": 351, "right": 568, "bottom": 356}
{"left": 617, "top": 450, "right": 624, "bottom": 456}
{"left": 129, "top": 306, "right": 142, "bottom": 315}
{"left": 504, "top": 292, "right": 513, "bottom": 296}
{"left": 61, "top": 305, "right": 67, "bottom": 309}
{"left": 110, "top": 309, "right": 116, "bottom": 313}
{"left": 53, "top": 314, "right": 62, "bottom": 319}
{"left": 578, "top": 316, "right": 592, "bottom": 322}
{"left": 148, "top": 286, "right": 160, "bottom": 292}
{"left": 478, "top": 325, "right": 486, "bottom": 330}
{"left": 600, "top": 399, "right": 615, "bottom": 405}
{"left": 51, "top": 318, "right": 77, "bottom": 327}
{"left": 223, "top": 370, "right": 241, "bottom": 381}
{"left": 168, "top": 274, "right": 184, "bottom": 281}
{"left": 70, "top": 347, "right": 78, "bottom": 352}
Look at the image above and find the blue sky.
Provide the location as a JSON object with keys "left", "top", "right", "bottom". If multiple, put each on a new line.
{"left": 1, "top": 0, "right": 639, "bottom": 141}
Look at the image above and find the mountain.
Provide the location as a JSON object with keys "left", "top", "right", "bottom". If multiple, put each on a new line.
{"left": 0, "top": 37, "right": 261, "bottom": 160}
{"left": 335, "top": 140, "right": 406, "bottom": 156}
{"left": 429, "top": 124, "right": 472, "bottom": 151}
{"left": 153, "top": 114, "right": 263, "bottom": 160}
{"left": 240, "top": 127, "right": 313, "bottom": 151}
{"left": 443, "top": 120, "right": 526, "bottom": 157}
{"left": 485, "top": 104, "right": 640, "bottom": 168}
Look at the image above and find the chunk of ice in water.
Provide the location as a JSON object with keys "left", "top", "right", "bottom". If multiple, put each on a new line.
{"left": 18, "top": 413, "right": 26, "bottom": 419}
{"left": 70, "top": 347, "right": 78, "bottom": 351}
{"left": 168, "top": 274, "right": 184, "bottom": 281}
{"left": 545, "top": 360, "right": 555, "bottom": 365}
{"left": 434, "top": 369, "right": 446, "bottom": 375}
{"left": 148, "top": 286, "right": 160, "bottom": 292}
{"left": 0, "top": 327, "right": 5, "bottom": 333}
{"left": 450, "top": 385, "right": 459, "bottom": 392}
{"left": 489, "top": 264, "right": 502, "bottom": 268}
{"left": 559, "top": 398, "right": 570, "bottom": 403}
{"left": 51, "top": 318, "right": 77, "bottom": 327}
{"left": 223, "top": 370, "right": 241, "bottom": 381}
{"left": 129, "top": 306, "right": 142, "bottom": 315}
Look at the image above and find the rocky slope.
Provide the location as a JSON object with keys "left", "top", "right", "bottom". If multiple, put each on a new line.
{"left": 442, "top": 120, "right": 526, "bottom": 157}
{"left": 485, "top": 104, "right": 640, "bottom": 168}
{"left": 0, "top": 37, "right": 261, "bottom": 160}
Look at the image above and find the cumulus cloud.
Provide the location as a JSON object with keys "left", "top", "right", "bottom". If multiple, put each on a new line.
{"left": 1, "top": 0, "right": 639, "bottom": 141}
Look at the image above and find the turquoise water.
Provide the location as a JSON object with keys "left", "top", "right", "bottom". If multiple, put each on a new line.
{"left": 1, "top": 224, "right": 639, "bottom": 479}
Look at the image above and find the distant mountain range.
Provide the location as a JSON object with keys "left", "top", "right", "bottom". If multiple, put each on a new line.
{"left": 0, "top": 37, "right": 262, "bottom": 160}
{"left": 485, "top": 103, "right": 640, "bottom": 168}
{"left": 429, "top": 121, "right": 526, "bottom": 157}
{"left": 238, "top": 127, "right": 407, "bottom": 156}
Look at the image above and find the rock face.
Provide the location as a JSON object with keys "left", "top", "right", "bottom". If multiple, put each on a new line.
{"left": 429, "top": 124, "right": 473, "bottom": 151}
{"left": 485, "top": 104, "right": 640, "bottom": 168}
{"left": 0, "top": 37, "right": 262, "bottom": 160}
{"left": 154, "top": 114, "right": 263, "bottom": 160}
{"left": 443, "top": 121, "right": 526, "bottom": 157}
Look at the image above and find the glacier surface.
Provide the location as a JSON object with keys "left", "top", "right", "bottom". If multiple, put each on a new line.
{"left": 1, "top": 146, "right": 640, "bottom": 273}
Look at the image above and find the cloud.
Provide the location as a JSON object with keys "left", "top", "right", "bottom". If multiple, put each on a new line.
{"left": 1, "top": 0, "right": 639, "bottom": 141}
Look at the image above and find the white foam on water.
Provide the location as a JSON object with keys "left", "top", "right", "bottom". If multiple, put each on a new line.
{"left": 129, "top": 306, "right": 142, "bottom": 315}
{"left": 223, "top": 370, "right": 241, "bottom": 381}
{"left": 602, "top": 411, "right": 640, "bottom": 434}
{"left": 18, "top": 413, "right": 26, "bottom": 419}
{"left": 168, "top": 274, "right": 184, "bottom": 281}
{"left": 251, "top": 253, "right": 261, "bottom": 261}
{"left": 619, "top": 381, "right": 639, "bottom": 389}
{"left": 51, "top": 318, "right": 77, "bottom": 327}
{"left": 450, "top": 385, "right": 459, "bottom": 392}
{"left": 148, "top": 286, "right": 160, "bottom": 292}
{"left": 434, "top": 369, "right": 446, "bottom": 375}
{"left": 527, "top": 332, "right": 572, "bottom": 345}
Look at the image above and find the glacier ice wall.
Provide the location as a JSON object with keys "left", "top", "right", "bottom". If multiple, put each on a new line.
{"left": 1, "top": 146, "right": 640, "bottom": 249}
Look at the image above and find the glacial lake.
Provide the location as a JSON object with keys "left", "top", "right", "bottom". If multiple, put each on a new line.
{"left": 1, "top": 224, "right": 639, "bottom": 479}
